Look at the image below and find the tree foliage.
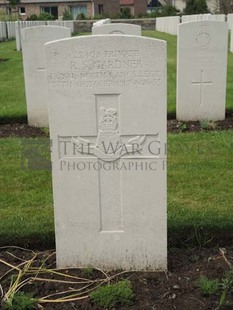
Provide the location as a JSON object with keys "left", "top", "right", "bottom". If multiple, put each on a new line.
{"left": 8, "top": 0, "right": 20, "bottom": 7}
{"left": 62, "top": 9, "right": 73, "bottom": 20}
{"left": 184, "top": 0, "right": 209, "bottom": 14}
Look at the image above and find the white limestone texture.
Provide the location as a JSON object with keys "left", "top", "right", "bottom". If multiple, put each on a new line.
{"left": 45, "top": 35, "right": 167, "bottom": 271}
{"left": 92, "top": 23, "right": 141, "bottom": 35}
{"left": 21, "top": 26, "right": 71, "bottom": 127}
{"left": 177, "top": 21, "right": 228, "bottom": 121}
{"left": 93, "top": 18, "right": 111, "bottom": 27}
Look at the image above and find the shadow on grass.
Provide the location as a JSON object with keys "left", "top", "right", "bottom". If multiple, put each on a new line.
{"left": 167, "top": 111, "right": 176, "bottom": 120}
{"left": 0, "top": 233, "right": 55, "bottom": 250}
{"left": 168, "top": 226, "right": 233, "bottom": 248}
{"left": 0, "top": 115, "right": 27, "bottom": 125}
{"left": 1, "top": 227, "right": 233, "bottom": 250}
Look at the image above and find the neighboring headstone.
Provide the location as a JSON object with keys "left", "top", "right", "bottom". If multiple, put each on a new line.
{"left": 177, "top": 21, "right": 228, "bottom": 121}
{"left": 93, "top": 18, "right": 111, "bottom": 27}
{"left": 16, "top": 21, "right": 47, "bottom": 51}
{"left": 21, "top": 26, "right": 71, "bottom": 127}
{"left": 45, "top": 35, "right": 167, "bottom": 270}
{"left": 92, "top": 23, "right": 141, "bottom": 35}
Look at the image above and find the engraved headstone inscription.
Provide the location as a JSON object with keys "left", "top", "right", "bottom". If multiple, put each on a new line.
{"left": 21, "top": 26, "right": 71, "bottom": 127}
{"left": 92, "top": 23, "right": 141, "bottom": 36}
{"left": 177, "top": 21, "right": 228, "bottom": 121}
{"left": 45, "top": 35, "right": 167, "bottom": 270}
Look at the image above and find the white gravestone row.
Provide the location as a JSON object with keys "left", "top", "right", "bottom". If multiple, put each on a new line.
{"left": 228, "top": 14, "right": 233, "bottom": 53}
{"left": 156, "top": 16, "right": 180, "bottom": 35}
{"left": 227, "top": 13, "right": 233, "bottom": 30}
{"left": 92, "top": 23, "right": 141, "bottom": 36}
{"left": 0, "top": 22, "right": 7, "bottom": 41}
{"left": 6, "top": 22, "right": 16, "bottom": 39}
{"left": 182, "top": 14, "right": 207, "bottom": 23}
{"left": 177, "top": 21, "right": 228, "bottom": 121}
{"left": 207, "top": 14, "right": 226, "bottom": 22}
{"left": 45, "top": 35, "right": 167, "bottom": 270}
{"left": 181, "top": 14, "right": 225, "bottom": 23}
{"left": 21, "top": 26, "right": 71, "bottom": 127}
{"left": 46, "top": 20, "right": 74, "bottom": 33}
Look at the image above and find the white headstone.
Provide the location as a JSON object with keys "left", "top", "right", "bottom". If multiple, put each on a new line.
{"left": 45, "top": 35, "right": 167, "bottom": 270}
{"left": 93, "top": 18, "right": 111, "bottom": 27}
{"left": 16, "top": 21, "right": 48, "bottom": 51}
{"left": 92, "top": 23, "right": 141, "bottom": 35}
{"left": 21, "top": 26, "right": 71, "bottom": 127}
{"left": 177, "top": 21, "right": 228, "bottom": 121}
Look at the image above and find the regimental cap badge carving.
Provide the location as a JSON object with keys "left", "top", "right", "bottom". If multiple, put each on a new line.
{"left": 99, "top": 107, "right": 118, "bottom": 132}
{"left": 72, "top": 106, "right": 146, "bottom": 162}
{"left": 196, "top": 23, "right": 210, "bottom": 48}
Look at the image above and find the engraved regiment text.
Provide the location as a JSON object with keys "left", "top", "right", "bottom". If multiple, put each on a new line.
{"left": 48, "top": 49, "right": 163, "bottom": 88}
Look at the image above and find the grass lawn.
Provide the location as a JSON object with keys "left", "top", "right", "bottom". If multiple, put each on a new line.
{"left": 0, "top": 131, "right": 232, "bottom": 247}
{"left": 0, "top": 31, "right": 233, "bottom": 122}
{"left": 0, "top": 40, "right": 26, "bottom": 123}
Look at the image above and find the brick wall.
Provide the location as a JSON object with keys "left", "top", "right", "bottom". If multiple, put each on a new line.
{"left": 0, "top": 6, "right": 6, "bottom": 14}
{"left": 58, "top": 3, "right": 70, "bottom": 17}
{"left": 133, "top": 0, "right": 147, "bottom": 16}
{"left": 24, "top": 4, "right": 40, "bottom": 18}
{"left": 20, "top": 1, "right": 92, "bottom": 20}
{"left": 94, "top": 0, "right": 120, "bottom": 17}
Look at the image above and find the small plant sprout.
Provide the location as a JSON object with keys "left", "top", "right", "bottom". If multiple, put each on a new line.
{"left": 197, "top": 275, "right": 219, "bottom": 296}
{"left": 189, "top": 254, "right": 200, "bottom": 263}
{"left": 90, "top": 280, "right": 134, "bottom": 308}
{"left": 83, "top": 267, "right": 94, "bottom": 277}
{"left": 177, "top": 122, "right": 187, "bottom": 133}
{"left": 2, "top": 292, "right": 37, "bottom": 310}
{"left": 200, "top": 119, "right": 209, "bottom": 130}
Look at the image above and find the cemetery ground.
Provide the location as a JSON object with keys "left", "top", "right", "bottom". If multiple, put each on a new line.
{"left": 0, "top": 31, "right": 233, "bottom": 309}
